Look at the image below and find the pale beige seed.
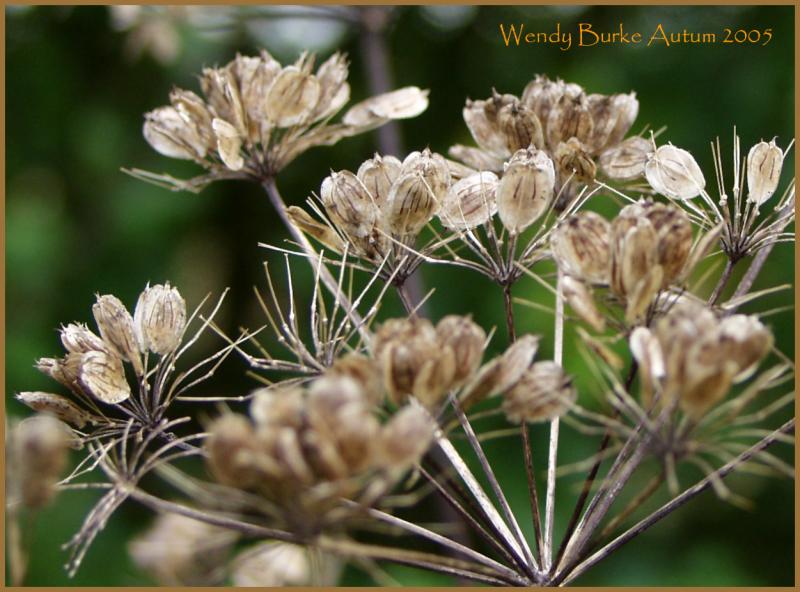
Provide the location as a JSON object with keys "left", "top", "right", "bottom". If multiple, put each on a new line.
{"left": 78, "top": 350, "right": 131, "bottom": 404}
{"left": 561, "top": 275, "right": 605, "bottom": 332}
{"left": 15, "top": 391, "right": 92, "bottom": 428}
{"left": 629, "top": 327, "right": 666, "bottom": 408}
{"left": 550, "top": 211, "right": 611, "bottom": 284}
{"left": 321, "top": 170, "right": 380, "bottom": 238}
{"left": 93, "top": 294, "right": 143, "bottom": 376}
{"left": 384, "top": 171, "right": 439, "bottom": 236}
{"left": 134, "top": 283, "right": 187, "bottom": 355}
{"left": 231, "top": 542, "right": 312, "bottom": 587}
{"left": 381, "top": 402, "right": 436, "bottom": 470}
{"left": 461, "top": 98, "right": 508, "bottom": 155}
{"left": 357, "top": 153, "right": 402, "bottom": 209}
{"left": 250, "top": 386, "right": 305, "bottom": 430}
{"left": 439, "top": 171, "right": 499, "bottom": 230}
{"left": 264, "top": 66, "right": 321, "bottom": 127}
{"left": 746, "top": 140, "right": 784, "bottom": 206}
{"left": 639, "top": 201, "right": 693, "bottom": 285}
{"left": 211, "top": 118, "right": 244, "bottom": 171}
{"left": 311, "top": 51, "right": 351, "bottom": 122}
{"left": 554, "top": 138, "right": 597, "bottom": 184}
{"left": 169, "top": 88, "right": 215, "bottom": 146}
{"left": 610, "top": 216, "right": 658, "bottom": 298}
{"left": 546, "top": 93, "right": 593, "bottom": 150}
{"left": 521, "top": 75, "right": 568, "bottom": 130}
{"left": 598, "top": 136, "right": 651, "bottom": 181}
{"left": 717, "top": 315, "right": 773, "bottom": 382}
{"left": 206, "top": 414, "right": 262, "bottom": 489}
{"left": 645, "top": 144, "right": 705, "bottom": 200}
{"left": 435, "top": 315, "right": 486, "bottom": 385}
{"left": 625, "top": 264, "right": 664, "bottom": 324}
{"left": 497, "top": 101, "right": 544, "bottom": 153}
{"left": 60, "top": 322, "right": 106, "bottom": 354}
{"left": 327, "top": 353, "right": 384, "bottom": 407}
{"left": 502, "top": 361, "right": 576, "bottom": 423}
{"left": 143, "top": 106, "right": 206, "bottom": 160}
{"left": 343, "top": 87, "right": 429, "bottom": 127}
{"left": 496, "top": 148, "right": 556, "bottom": 234}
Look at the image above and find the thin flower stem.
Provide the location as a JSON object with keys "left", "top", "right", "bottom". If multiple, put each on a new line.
{"left": 261, "top": 178, "right": 369, "bottom": 343}
{"left": 708, "top": 258, "right": 736, "bottom": 305}
{"left": 544, "top": 271, "right": 564, "bottom": 572}
{"left": 522, "top": 424, "right": 545, "bottom": 566}
{"left": 503, "top": 283, "right": 517, "bottom": 342}
{"left": 556, "top": 418, "right": 795, "bottom": 586}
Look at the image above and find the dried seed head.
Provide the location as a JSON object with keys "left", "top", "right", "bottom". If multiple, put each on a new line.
{"left": 16, "top": 391, "right": 92, "bottom": 428}
{"left": 343, "top": 87, "right": 429, "bottom": 127}
{"left": 205, "top": 413, "right": 261, "bottom": 489}
{"left": 211, "top": 117, "right": 244, "bottom": 171}
{"left": 496, "top": 99, "right": 544, "bottom": 152}
{"left": 321, "top": 170, "right": 380, "bottom": 239}
{"left": 746, "top": 140, "right": 784, "bottom": 206}
{"left": 561, "top": 275, "right": 605, "bottom": 332}
{"left": 385, "top": 150, "right": 449, "bottom": 236}
{"left": 357, "top": 153, "right": 402, "bottom": 210}
{"left": 598, "top": 136, "right": 651, "bottom": 181}
{"left": 502, "top": 361, "right": 576, "bottom": 423}
{"left": 645, "top": 144, "right": 705, "bottom": 200}
{"left": 496, "top": 148, "right": 556, "bottom": 234}
{"left": 133, "top": 283, "right": 187, "bottom": 355}
{"left": 439, "top": 171, "right": 499, "bottom": 231}
{"left": 381, "top": 402, "right": 436, "bottom": 471}
{"left": 78, "top": 350, "right": 131, "bottom": 404}
{"left": 436, "top": 315, "right": 487, "bottom": 385}
{"left": 286, "top": 206, "right": 345, "bottom": 254}
{"left": 554, "top": 138, "right": 597, "bottom": 184}
{"left": 550, "top": 211, "right": 611, "bottom": 284}
{"left": 92, "top": 294, "right": 143, "bottom": 375}
{"left": 546, "top": 93, "right": 593, "bottom": 150}
{"left": 60, "top": 323, "right": 106, "bottom": 354}
{"left": 231, "top": 542, "right": 313, "bottom": 587}
{"left": 130, "top": 512, "right": 237, "bottom": 586}
{"left": 12, "top": 415, "right": 71, "bottom": 508}
{"left": 327, "top": 353, "right": 384, "bottom": 407}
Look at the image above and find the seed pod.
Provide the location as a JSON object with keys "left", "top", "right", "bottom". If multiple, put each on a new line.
{"left": 461, "top": 98, "right": 507, "bottom": 155}
{"left": 263, "top": 66, "right": 321, "bottom": 127}
{"left": 497, "top": 101, "right": 544, "bottom": 152}
{"left": 645, "top": 144, "right": 705, "bottom": 200}
{"left": 143, "top": 106, "right": 208, "bottom": 160}
{"left": 554, "top": 138, "right": 597, "bottom": 184}
{"left": 60, "top": 323, "right": 106, "bottom": 354}
{"left": 229, "top": 53, "right": 281, "bottom": 136}
{"left": 169, "top": 89, "right": 215, "bottom": 148}
{"left": 609, "top": 214, "right": 658, "bottom": 298}
{"left": 12, "top": 415, "right": 71, "bottom": 508}
{"left": 717, "top": 315, "right": 773, "bottom": 382}
{"left": 561, "top": 275, "right": 604, "bottom": 332}
{"left": 625, "top": 264, "right": 663, "bottom": 324}
{"left": 402, "top": 149, "right": 451, "bottom": 194}
{"left": 638, "top": 201, "right": 693, "bottom": 285}
{"left": 327, "top": 353, "right": 383, "bottom": 407}
{"left": 250, "top": 387, "right": 305, "bottom": 430}
{"left": 200, "top": 67, "right": 247, "bottom": 137}
{"left": 78, "top": 350, "right": 131, "bottom": 404}
{"left": 496, "top": 148, "right": 556, "bottom": 234}
{"left": 206, "top": 414, "right": 262, "bottom": 489}
{"left": 312, "top": 52, "right": 351, "bottom": 122}
{"left": 357, "top": 153, "right": 402, "bottom": 209}
{"left": 133, "top": 283, "right": 187, "bottom": 355}
{"left": 16, "top": 391, "right": 92, "bottom": 428}
{"left": 502, "top": 361, "right": 576, "bottom": 423}
{"left": 680, "top": 356, "right": 737, "bottom": 420}
{"left": 521, "top": 75, "right": 567, "bottom": 130}
{"left": 321, "top": 170, "right": 380, "bottom": 238}
{"left": 35, "top": 357, "right": 72, "bottom": 388}
{"left": 93, "top": 294, "right": 143, "bottom": 375}
{"left": 550, "top": 211, "right": 611, "bottom": 284}
{"left": 588, "top": 92, "right": 639, "bottom": 152}
{"left": 385, "top": 171, "right": 439, "bottom": 236}
{"left": 381, "top": 402, "right": 436, "bottom": 470}
{"left": 747, "top": 140, "right": 784, "bottom": 206}
{"left": 211, "top": 118, "right": 244, "bottom": 171}
{"left": 439, "top": 171, "right": 499, "bottom": 230}
{"left": 286, "top": 206, "right": 345, "bottom": 255}
{"left": 231, "top": 543, "right": 312, "bottom": 587}
{"left": 598, "top": 136, "right": 651, "bottom": 181}
{"left": 436, "top": 315, "right": 486, "bottom": 385}
{"left": 343, "top": 87, "right": 429, "bottom": 127}
{"left": 546, "top": 93, "right": 593, "bottom": 150}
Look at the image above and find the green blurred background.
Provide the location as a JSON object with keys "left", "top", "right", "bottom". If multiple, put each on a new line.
{"left": 6, "top": 5, "right": 794, "bottom": 586}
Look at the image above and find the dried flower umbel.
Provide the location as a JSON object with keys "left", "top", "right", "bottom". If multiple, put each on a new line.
{"left": 137, "top": 50, "right": 428, "bottom": 190}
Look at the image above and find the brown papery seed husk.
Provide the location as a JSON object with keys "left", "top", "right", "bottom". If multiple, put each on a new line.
{"left": 550, "top": 211, "right": 611, "bottom": 284}
{"left": 554, "top": 138, "right": 597, "bottom": 184}
{"left": 385, "top": 171, "right": 440, "bottom": 236}
{"left": 546, "top": 94, "right": 593, "bottom": 149}
{"left": 93, "top": 294, "right": 143, "bottom": 376}
{"left": 436, "top": 315, "right": 487, "bottom": 385}
{"left": 381, "top": 403, "right": 436, "bottom": 470}
{"left": 502, "top": 361, "right": 576, "bottom": 423}
{"left": 439, "top": 171, "right": 498, "bottom": 231}
{"left": 78, "top": 350, "right": 131, "bottom": 404}
{"left": 264, "top": 66, "right": 321, "bottom": 128}
{"left": 496, "top": 148, "right": 555, "bottom": 234}
{"left": 60, "top": 323, "right": 106, "bottom": 354}
{"left": 134, "top": 283, "right": 187, "bottom": 355}
{"left": 598, "top": 136, "right": 651, "bottom": 181}
{"left": 212, "top": 118, "right": 244, "bottom": 171}
{"left": 497, "top": 101, "right": 544, "bottom": 153}
{"left": 321, "top": 170, "right": 380, "bottom": 238}
{"left": 357, "top": 153, "right": 402, "bottom": 209}
{"left": 15, "top": 392, "right": 92, "bottom": 428}
{"left": 747, "top": 140, "right": 784, "bottom": 206}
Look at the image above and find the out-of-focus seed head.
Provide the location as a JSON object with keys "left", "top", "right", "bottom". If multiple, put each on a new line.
{"left": 502, "top": 361, "right": 576, "bottom": 423}
{"left": 250, "top": 387, "right": 305, "bottom": 430}
{"left": 636, "top": 201, "right": 693, "bottom": 285}
{"left": 327, "top": 353, "right": 384, "bottom": 407}
{"left": 205, "top": 414, "right": 261, "bottom": 489}
{"left": 211, "top": 118, "right": 244, "bottom": 171}
{"left": 92, "top": 294, "right": 143, "bottom": 375}
{"left": 78, "top": 350, "right": 131, "bottom": 404}
{"left": 554, "top": 138, "right": 597, "bottom": 184}
{"left": 550, "top": 211, "right": 611, "bottom": 284}
{"left": 12, "top": 415, "right": 71, "bottom": 508}
{"left": 629, "top": 327, "right": 666, "bottom": 408}
{"left": 561, "top": 275, "right": 605, "bottom": 332}
{"left": 746, "top": 140, "right": 784, "bottom": 206}
{"left": 134, "top": 283, "right": 187, "bottom": 355}
{"left": 60, "top": 323, "right": 106, "bottom": 354}
{"left": 435, "top": 315, "right": 487, "bottom": 385}
{"left": 357, "top": 153, "right": 402, "bottom": 210}
{"left": 496, "top": 147, "right": 556, "bottom": 234}
{"left": 439, "top": 171, "right": 499, "bottom": 231}
{"left": 598, "top": 136, "right": 652, "bottom": 181}
{"left": 717, "top": 315, "right": 774, "bottom": 382}
{"left": 609, "top": 210, "right": 659, "bottom": 299}
{"left": 311, "top": 52, "right": 351, "bottom": 122}
{"left": 15, "top": 392, "right": 93, "bottom": 428}
{"left": 321, "top": 170, "right": 380, "bottom": 238}
{"left": 381, "top": 402, "right": 436, "bottom": 471}
{"left": 130, "top": 512, "right": 238, "bottom": 586}
{"left": 231, "top": 542, "right": 313, "bottom": 587}
{"left": 264, "top": 65, "right": 321, "bottom": 128}
{"left": 645, "top": 144, "right": 705, "bottom": 200}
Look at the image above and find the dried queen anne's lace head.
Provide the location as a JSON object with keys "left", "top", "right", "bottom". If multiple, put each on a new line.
{"left": 449, "top": 75, "right": 646, "bottom": 190}
{"left": 143, "top": 50, "right": 429, "bottom": 184}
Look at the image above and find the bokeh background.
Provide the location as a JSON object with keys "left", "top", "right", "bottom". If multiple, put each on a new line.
{"left": 6, "top": 5, "right": 794, "bottom": 586}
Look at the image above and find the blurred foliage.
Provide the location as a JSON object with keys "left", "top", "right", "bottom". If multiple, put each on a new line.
{"left": 6, "top": 5, "right": 794, "bottom": 586}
